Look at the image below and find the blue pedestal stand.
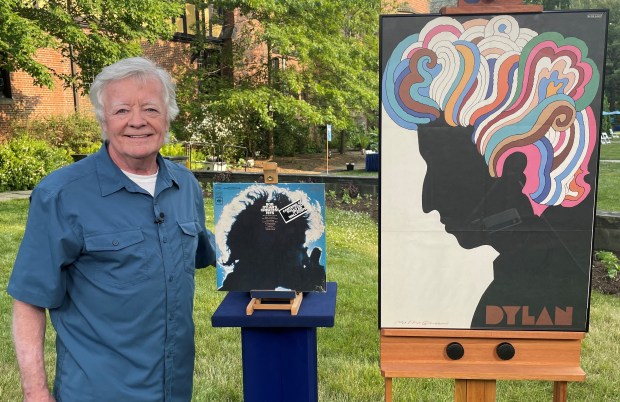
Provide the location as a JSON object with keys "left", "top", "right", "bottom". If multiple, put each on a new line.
{"left": 211, "top": 282, "right": 337, "bottom": 402}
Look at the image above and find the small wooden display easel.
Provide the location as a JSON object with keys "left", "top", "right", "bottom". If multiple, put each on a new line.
{"left": 246, "top": 290, "right": 304, "bottom": 316}
{"left": 245, "top": 162, "right": 305, "bottom": 316}
{"left": 263, "top": 161, "right": 279, "bottom": 184}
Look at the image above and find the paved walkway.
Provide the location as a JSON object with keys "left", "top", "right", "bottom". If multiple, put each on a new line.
{"left": 0, "top": 190, "right": 31, "bottom": 202}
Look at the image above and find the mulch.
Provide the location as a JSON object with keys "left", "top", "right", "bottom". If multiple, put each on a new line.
{"left": 592, "top": 258, "right": 620, "bottom": 296}
{"left": 238, "top": 150, "right": 370, "bottom": 175}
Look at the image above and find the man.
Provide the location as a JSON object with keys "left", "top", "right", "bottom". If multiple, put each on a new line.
{"left": 8, "top": 57, "right": 215, "bottom": 402}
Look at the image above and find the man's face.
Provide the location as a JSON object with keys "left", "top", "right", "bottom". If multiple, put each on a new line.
{"left": 101, "top": 75, "right": 168, "bottom": 173}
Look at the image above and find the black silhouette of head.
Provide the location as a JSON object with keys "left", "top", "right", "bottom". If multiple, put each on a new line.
{"left": 417, "top": 121, "right": 537, "bottom": 252}
{"left": 220, "top": 188, "right": 325, "bottom": 291}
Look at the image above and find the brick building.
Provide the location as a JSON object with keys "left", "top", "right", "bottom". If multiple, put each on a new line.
{"left": 396, "top": 0, "right": 431, "bottom": 13}
{"left": 0, "top": 4, "right": 228, "bottom": 138}
{"left": 1, "top": 2, "right": 434, "bottom": 138}
{"left": 0, "top": 46, "right": 91, "bottom": 136}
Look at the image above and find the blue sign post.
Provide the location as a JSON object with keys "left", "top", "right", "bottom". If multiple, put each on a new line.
{"left": 326, "top": 124, "right": 332, "bottom": 173}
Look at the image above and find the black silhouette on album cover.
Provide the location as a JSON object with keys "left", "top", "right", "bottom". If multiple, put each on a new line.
{"left": 216, "top": 186, "right": 326, "bottom": 292}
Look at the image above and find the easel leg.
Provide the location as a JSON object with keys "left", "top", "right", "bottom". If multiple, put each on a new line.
{"left": 385, "top": 377, "right": 392, "bottom": 402}
{"left": 455, "top": 380, "right": 467, "bottom": 401}
{"left": 553, "top": 381, "right": 568, "bottom": 402}
{"left": 455, "top": 379, "right": 496, "bottom": 402}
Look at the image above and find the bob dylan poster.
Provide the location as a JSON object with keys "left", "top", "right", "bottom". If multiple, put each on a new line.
{"left": 214, "top": 183, "right": 327, "bottom": 292}
{"left": 380, "top": 11, "right": 607, "bottom": 331}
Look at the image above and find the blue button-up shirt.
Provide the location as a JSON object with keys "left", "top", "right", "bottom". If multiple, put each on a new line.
{"left": 8, "top": 144, "right": 215, "bottom": 402}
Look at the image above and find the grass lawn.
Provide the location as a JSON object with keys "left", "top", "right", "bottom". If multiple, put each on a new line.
{"left": 596, "top": 162, "right": 620, "bottom": 212}
{"left": 335, "top": 169, "right": 378, "bottom": 177}
{"left": 1, "top": 199, "right": 620, "bottom": 401}
{"left": 597, "top": 134, "right": 620, "bottom": 211}
{"left": 599, "top": 139, "right": 620, "bottom": 161}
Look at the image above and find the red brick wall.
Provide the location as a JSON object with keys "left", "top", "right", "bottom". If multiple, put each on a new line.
{"left": 407, "top": 0, "right": 430, "bottom": 13}
{"left": 383, "top": 0, "right": 430, "bottom": 14}
{"left": 0, "top": 41, "right": 192, "bottom": 141}
{"left": 0, "top": 48, "right": 92, "bottom": 139}
{"left": 142, "top": 40, "right": 193, "bottom": 78}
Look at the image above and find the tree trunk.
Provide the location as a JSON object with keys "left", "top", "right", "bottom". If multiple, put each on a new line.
{"left": 268, "top": 128, "right": 275, "bottom": 159}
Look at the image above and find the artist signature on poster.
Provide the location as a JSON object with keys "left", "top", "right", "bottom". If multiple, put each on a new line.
{"left": 395, "top": 320, "right": 450, "bottom": 327}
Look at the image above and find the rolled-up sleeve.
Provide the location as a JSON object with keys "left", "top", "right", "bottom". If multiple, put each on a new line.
{"left": 8, "top": 187, "right": 81, "bottom": 308}
{"left": 196, "top": 229, "right": 216, "bottom": 268}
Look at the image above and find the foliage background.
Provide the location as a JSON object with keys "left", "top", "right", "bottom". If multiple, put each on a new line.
{"left": 1, "top": 0, "right": 184, "bottom": 90}
{"left": 172, "top": 0, "right": 380, "bottom": 158}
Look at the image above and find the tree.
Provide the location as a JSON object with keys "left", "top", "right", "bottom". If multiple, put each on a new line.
{"left": 173, "top": 0, "right": 380, "bottom": 158}
{"left": 0, "top": 0, "right": 184, "bottom": 90}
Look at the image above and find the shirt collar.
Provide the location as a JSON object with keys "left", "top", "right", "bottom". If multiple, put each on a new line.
{"left": 94, "top": 142, "right": 180, "bottom": 197}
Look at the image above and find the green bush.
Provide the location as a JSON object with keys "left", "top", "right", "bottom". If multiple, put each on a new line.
{"left": 348, "top": 126, "right": 377, "bottom": 151}
{"left": 160, "top": 142, "right": 186, "bottom": 157}
{"left": 595, "top": 250, "right": 620, "bottom": 279}
{"left": 9, "top": 113, "right": 101, "bottom": 154}
{"left": 77, "top": 142, "right": 102, "bottom": 154}
{"left": 0, "top": 136, "right": 72, "bottom": 191}
{"left": 273, "top": 130, "right": 297, "bottom": 156}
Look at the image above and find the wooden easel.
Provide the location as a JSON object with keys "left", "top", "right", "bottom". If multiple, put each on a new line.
{"left": 380, "top": 2, "right": 590, "bottom": 401}
{"left": 244, "top": 162, "right": 305, "bottom": 316}
{"left": 263, "top": 161, "right": 278, "bottom": 184}
{"left": 246, "top": 290, "right": 304, "bottom": 316}
{"left": 381, "top": 329, "right": 585, "bottom": 402}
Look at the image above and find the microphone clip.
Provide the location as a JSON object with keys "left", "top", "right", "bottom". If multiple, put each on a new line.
{"left": 155, "top": 212, "right": 165, "bottom": 224}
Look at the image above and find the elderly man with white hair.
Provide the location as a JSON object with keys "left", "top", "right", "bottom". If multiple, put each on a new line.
{"left": 8, "top": 57, "right": 215, "bottom": 402}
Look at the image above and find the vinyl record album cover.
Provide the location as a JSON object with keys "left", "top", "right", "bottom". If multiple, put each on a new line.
{"left": 380, "top": 11, "right": 607, "bottom": 331}
{"left": 214, "top": 183, "right": 327, "bottom": 292}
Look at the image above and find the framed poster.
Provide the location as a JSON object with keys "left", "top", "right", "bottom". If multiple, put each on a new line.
{"left": 380, "top": 11, "right": 608, "bottom": 331}
{"left": 214, "top": 183, "right": 327, "bottom": 292}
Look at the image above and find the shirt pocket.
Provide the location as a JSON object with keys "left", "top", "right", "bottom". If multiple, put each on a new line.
{"left": 178, "top": 221, "right": 200, "bottom": 274}
{"left": 83, "top": 229, "right": 148, "bottom": 287}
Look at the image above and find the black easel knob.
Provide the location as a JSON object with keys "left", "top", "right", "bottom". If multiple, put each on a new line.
{"left": 446, "top": 342, "right": 464, "bottom": 360}
{"left": 496, "top": 342, "right": 515, "bottom": 360}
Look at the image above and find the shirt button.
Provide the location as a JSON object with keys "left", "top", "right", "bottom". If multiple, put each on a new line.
{"left": 112, "top": 240, "right": 119, "bottom": 246}
{"left": 169, "top": 275, "right": 174, "bottom": 282}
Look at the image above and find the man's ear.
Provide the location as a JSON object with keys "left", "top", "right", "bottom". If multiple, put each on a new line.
{"left": 100, "top": 120, "right": 108, "bottom": 137}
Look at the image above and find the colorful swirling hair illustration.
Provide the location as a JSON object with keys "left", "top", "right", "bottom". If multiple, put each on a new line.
{"left": 383, "top": 15, "right": 600, "bottom": 216}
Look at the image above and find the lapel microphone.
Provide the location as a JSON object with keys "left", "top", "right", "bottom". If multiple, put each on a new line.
{"left": 155, "top": 212, "right": 165, "bottom": 224}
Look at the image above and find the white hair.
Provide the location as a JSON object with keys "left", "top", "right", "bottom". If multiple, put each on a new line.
{"left": 88, "top": 57, "right": 179, "bottom": 140}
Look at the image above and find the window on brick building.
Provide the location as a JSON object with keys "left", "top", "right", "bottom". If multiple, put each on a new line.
{"left": 80, "top": 59, "right": 97, "bottom": 91}
{"left": 197, "top": 48, "right": 222, "bottom": 75}
{"left": 174, "top": 3, "right": 205, "bottom": 42}
{"left": 192, "top": 47, "right": 223, "bottom": 93}
{"left": 270, "top": 57, "right": 286, "bottom": 72}
{"left": 0, "top": 68, "right": 12, "bottom": 99}
{"left": 173, "top": 3, "right": 223, "bottom": 42}
{"left": 206, "top": 6, "right": 224, "bottom": 38}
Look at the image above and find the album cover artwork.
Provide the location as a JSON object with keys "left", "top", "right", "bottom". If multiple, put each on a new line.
{"left": 214, "top": 183, "right": 326, "bottom": 292}
{"left": 380, "top": 11, "right": 607, "bottom": 331}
